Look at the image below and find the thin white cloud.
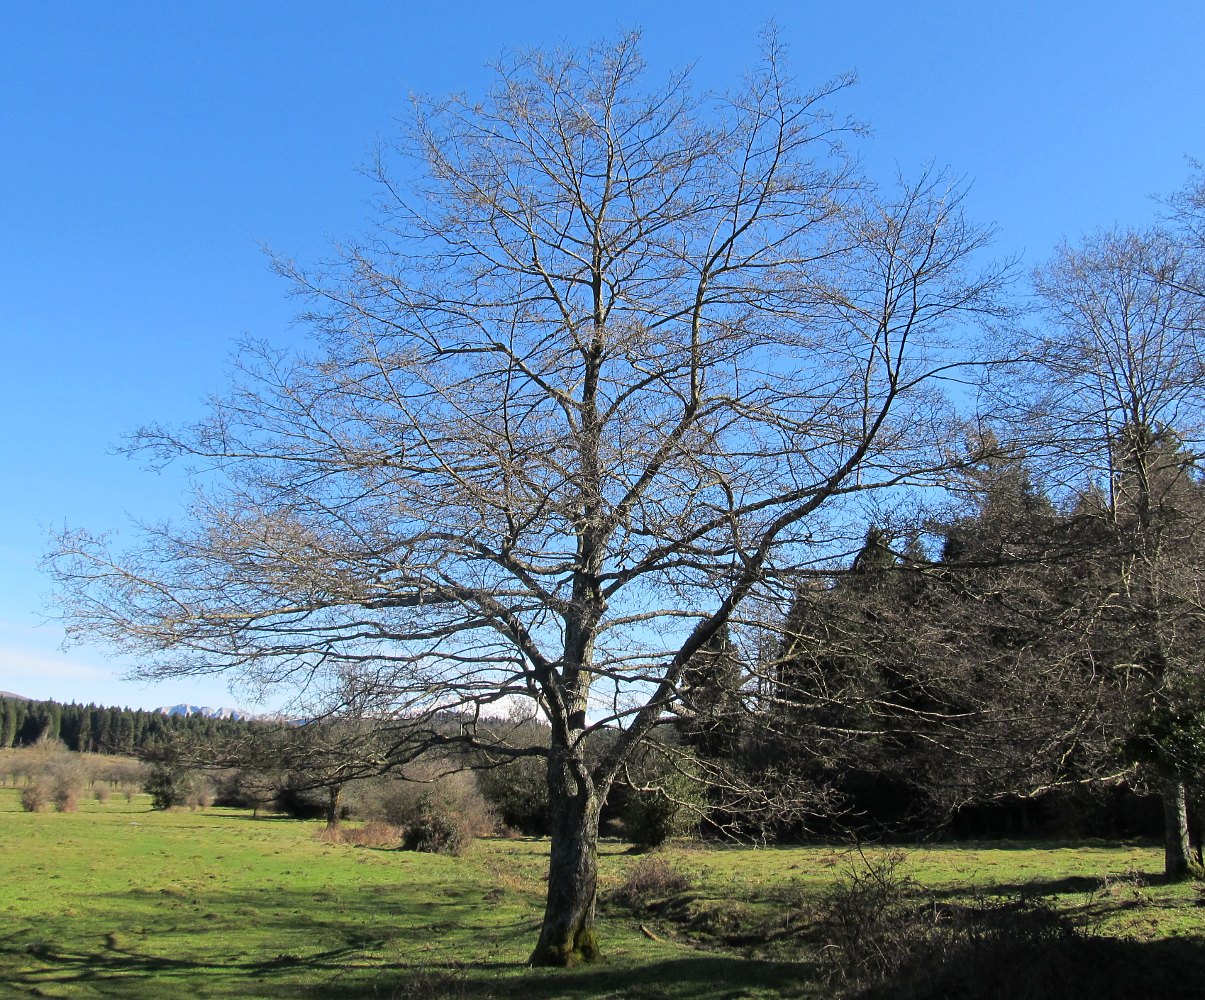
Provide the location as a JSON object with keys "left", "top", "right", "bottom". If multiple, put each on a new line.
{"left": 0, "top": 643, "right": 113, "bottom": 685}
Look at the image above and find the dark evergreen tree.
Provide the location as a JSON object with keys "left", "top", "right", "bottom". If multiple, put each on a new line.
{"left": 763, "top": 438, "right": 1127, "bottom": 834}
{"left": 0, "top": 698, "right": 18, "bottom": 748}
{"left": 1082, "top": 422, "right": 1205, "bottom": 874}
{"left": 677, "top": 624, "right": 745, "bottom": 760}
{"left": 76, "top": 707, "right": 93, "bottom": 753}
{"left": 762, "top": 524, "right": 936, "bottom": 831}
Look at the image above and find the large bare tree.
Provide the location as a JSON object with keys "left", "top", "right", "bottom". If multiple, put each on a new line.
{"left": 48, "top": 35, "right": 1007, "bottom": 963}
{"left": 1023, "top": 226, "right": 1205, "bottom": 878}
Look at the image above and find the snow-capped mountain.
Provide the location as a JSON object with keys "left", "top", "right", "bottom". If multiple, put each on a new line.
{"left": 155, "top": 704, "right": 252, "bottom": 721}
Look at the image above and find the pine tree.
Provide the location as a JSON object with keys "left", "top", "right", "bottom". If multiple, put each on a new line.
{"left": 76, "top": 707, "right": 93, "bottom": 753}
{"left": 1092, "top": 421, "right": 1205, "bottom": 876}
{"left": 678, "top": 624, "right": 745, "bottom": 760}
{"left": 0, "top": 699, "right": 17, "bottom": 748}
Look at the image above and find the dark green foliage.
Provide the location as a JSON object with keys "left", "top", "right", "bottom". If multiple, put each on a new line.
{"left": 475, "top": 755, "right": 549, "bottom": 835}
{"left": 1127, "top": 680, "right": 1205, "bottom": 783}
{"left": 761, "top": 524, "right": 943, "bottom": 830}
{"left": 756, "top": 440, "right": 1145, "bottom": 834}
{"left": 0, "top": 697, "right": 17, "bottom": 748}
{"left": 143, "top": 762, "right": 207, "bottom": 810}
{"left": 401, "top": 792, "right": 470, "bottom": 855}
{"left": 0, "top": 695, "right": 260, "bottom": 756}
{"left": 471, "top": 713, "right": 552, "bottom": 835}
{"left": 623, "top": 767, "right": 703, "bottom": 849}
{"left": 678, "top": 624, "right": 745, "bottom": 760}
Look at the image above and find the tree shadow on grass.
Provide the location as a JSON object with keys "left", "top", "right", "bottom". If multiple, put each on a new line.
{"left": 1, "top": 883, "right": 539, "bottom": 999}
{"left": 302, "top": 955, "right": 814, "bottom": 1000}
{"left": 307, "top": 934, "right": 1205, "bottom": 1000}
{"left": 877, "top": 933, "right": 1205, "bottom": 1000}
{"left": 2, "top": 939, "right": 375, "bottom": 999}
{"left": 927, "top": 873, "right": 1109, "bottom": 898}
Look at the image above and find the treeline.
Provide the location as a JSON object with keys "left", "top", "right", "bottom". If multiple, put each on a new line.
{"left": 669, "top": 425, "right": 1205, "bottom": 853}
{"left": 0, "top": 696, "right": 257, "bottom": 756}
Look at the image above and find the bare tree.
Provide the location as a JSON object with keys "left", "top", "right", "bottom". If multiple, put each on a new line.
{"left": 1022, "top": 227, "right": 1205, "bottom": 878}
{"left": 48, "top": 34, "right": 1008, "bottom": 963}
{"left": 183, "top": 712, "right": 394, "bottom": 829}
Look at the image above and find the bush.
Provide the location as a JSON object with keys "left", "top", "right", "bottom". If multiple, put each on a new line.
{"left": 605, "top": 856, "right": 691, "bottom": 910}
{"left": 623, "top": 767, "right": 704, "bottom": 849}
{"left": 352, "top": 762, "right": 496, "bottom": 839}
{"left": 143, "top": 764, "right": 181, "bottom": 809}
{"left": 809, "top": 850, "right": 1109, "bottom": 1000}
{"left": 143, "top": 763, "right": 211, "bottom": 810}
{"left": 316, "top": 820, "right": 404, "bottom": 848}
{"left": 475, "top": 756, "right": 550, "bottom": 835}
{"left": 812, "top": 849, "right": 924, "bottom": 985}
{"left": 20, "top": 782, "right": 51, "bottom": 812}
{"left": 401, "top": 792, "right": 471, "bottom": 856}
{"left": 51, "top": 759, "right": 86, "bottom": 811}
{"left": 15, "top": 741, "right": 86, "bottom": 812}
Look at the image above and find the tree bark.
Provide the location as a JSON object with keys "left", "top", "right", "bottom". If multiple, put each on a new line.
{"left": 326, "top": 783, "right": 343, "bottom": 830}
{"left": 1162, "top": 779, "right": 1193, "bottom": 881}
{"left": 530, "top": 755, "right": 602, "bottom": 967}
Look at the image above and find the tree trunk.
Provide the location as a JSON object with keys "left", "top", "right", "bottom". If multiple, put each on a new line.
{"left": 326, "top": 783, "right": 343, "bottom": 830}
{"left": 530, "top": 756, "right": 602, "bottom": 967}
{"left": 1162, "top": 780, "right": 1193, "bottom": 881}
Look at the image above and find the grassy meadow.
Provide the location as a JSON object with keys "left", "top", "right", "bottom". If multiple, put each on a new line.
{"left": 2, "top": 785, "right": 1204, "bottom": 999}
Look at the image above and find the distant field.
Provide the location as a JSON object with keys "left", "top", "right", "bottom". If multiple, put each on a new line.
{"left": 2, "top": 786, "right": 1203, "bottom": 999}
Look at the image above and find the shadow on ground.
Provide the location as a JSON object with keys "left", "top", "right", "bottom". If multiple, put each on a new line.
{"left": 9, "top": 933, "right": 1205, "bottom": 1000}
{"left": 302, "top": 955, "right": 814, "bottom": 1000}
{"left": 310, "top": 935, "right": 1205, "bottom": 1000}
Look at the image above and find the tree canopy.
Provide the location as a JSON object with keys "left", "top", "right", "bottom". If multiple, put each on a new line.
{"left": 48, "top": 33, "right": 1014, "bottom": 963}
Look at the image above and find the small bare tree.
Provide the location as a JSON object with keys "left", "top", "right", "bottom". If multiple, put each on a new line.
{"left": 48, "top": 34, "right": 1008, "bottom": 963}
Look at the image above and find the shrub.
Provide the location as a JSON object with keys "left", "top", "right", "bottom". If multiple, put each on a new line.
{"left": 401, "top": 793, "right": 471, "bottom": 856}
{"left": 93, "top": 784, "right": 112, "bottom": 803}
{"left": 20, "top": 782, "right": 51, "bottom": 812}
{"left": 143, "top": 764, "right": 181, "bottom": 809}
{"left": 14, "top": 741, "right": 86, "bottom": 812}
{"left": 605, "top": 856, "right": 691, "bottom": 910}
{"left": 623, "top": 767, "right": 704, "bottom": 849}
{"left": 812, "top": 849, "right": 923, "bottom": 985}
{"left": 50, "top": 759, "right": 86, "bottom": 812}
{"left": 316, "top": 820, "right": 404, "bottom": 848}
{"left": 475, "top": 756, "right": 550, "bottom": 835}
{"left": 143, "top": 763, "right": 210, "bottom": 810}
{"left": 808, "top": 850, "right": 1110, "bottom": 1000}
{"left": 359, "top": 766, "right": 496, "bottom": 837}
{"left": 347, "top": 762, "right": 495, "bottom": 850}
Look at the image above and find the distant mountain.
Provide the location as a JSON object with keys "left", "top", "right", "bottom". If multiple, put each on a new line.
{"left": 0, "top": 691, "right": 31, "bottom": 701}
{"left": 155, "top": 704, "right": 252, "bottom": 721}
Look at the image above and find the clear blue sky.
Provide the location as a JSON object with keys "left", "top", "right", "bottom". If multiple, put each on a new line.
{"left": 3, "top": 0, "right": 1203, "bottom": 711}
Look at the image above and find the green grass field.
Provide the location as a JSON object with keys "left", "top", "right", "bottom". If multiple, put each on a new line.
{"left": 2, "top": 786, "right": 1203, "bottom": 999}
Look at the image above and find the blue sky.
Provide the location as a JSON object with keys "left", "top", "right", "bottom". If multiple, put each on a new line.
{"left": 3, "top": 1, "right": 1204, "bottom": 711}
